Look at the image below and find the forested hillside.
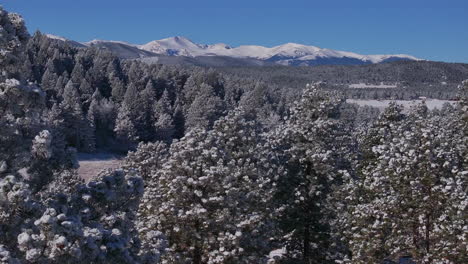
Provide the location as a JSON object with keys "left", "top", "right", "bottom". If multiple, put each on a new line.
{"left": 15, "top": 31, "right": 293, "bottom": 152}
{"left": 0, "top": 7, "right": 466, "bottom": 264}
{"left": 221, "top": 61, "right": 468, "bottom": 100}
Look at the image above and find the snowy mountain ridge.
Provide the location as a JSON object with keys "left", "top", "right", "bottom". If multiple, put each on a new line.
{"left": 45, "top": 34, "right": 421, "bottom": 66}
{"left": 135, "top": 36, "right": 420, "bottom": 64}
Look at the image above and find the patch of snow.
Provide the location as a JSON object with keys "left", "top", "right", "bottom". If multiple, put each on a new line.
{"left": 346, "top": 99, "right": 457, "bottom": 110}
{"left": 348, "top": 82, "right": 398, "bottom": 89}
{"left": 268, "top": 248, "right": 286, "bottom": 261}
{"left": 365, "top": 54, "right": 420, "bottom": 63}
{"left": 45, "top": 34, "right": 68, "bottom": 42}
{"left": 77, "top": 152, "right": 123, "bottom": 181}
{"left": 84, "top": 39, "right": 138, "bottom": 47}
{"left": 17, "top": 168, "right": 30, "bottom": 180}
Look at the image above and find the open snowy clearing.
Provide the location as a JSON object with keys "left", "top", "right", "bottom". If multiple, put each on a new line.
{"left": 77, "top": 152, "right": 123, "bottom": 181}
{"left": 348, "top": 82, "right": 398, "bottom": 89}
{"left": 346, "top": 99, "right": 456, "bottom": 110}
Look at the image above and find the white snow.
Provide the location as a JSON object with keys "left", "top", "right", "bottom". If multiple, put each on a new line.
{"left": 77, "top": 152, "right": 122, "bottom": 181}
{"left": 84, "top": 36, "right": 420, "bottom": 63}
{"left": 85, "top": 39, "right": 138, "bottom": 47}
{"left": 138, "top": 36, "right": 206, "bottom": 56}
{"left": 346, "top": 99, "right": 457, "bottom": 110}
{"left": 45, "top": 34, "right": 68, "bottom": 42}
{"left": 268, "top": 248, "right": 286, "bottom": 259}
{"left": 348, "top": 82, "right": 398, "bottom": 89}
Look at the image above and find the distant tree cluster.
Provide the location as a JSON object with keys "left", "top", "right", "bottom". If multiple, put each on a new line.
{"left": 222, "top": 61, "right": 468, "bottom": 100}
{"left": 1, "top": 7, "right": 467, "bottom": 264}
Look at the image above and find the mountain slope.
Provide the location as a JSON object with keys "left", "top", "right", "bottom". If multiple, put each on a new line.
{"left": 45, "top": 35, "right": 420, "bottom": 66}
{"left": 85, "top": 39, "right": 159, "bottom": 59}
{"left": 46, "top": 34, "right": 87, "bottom": 48}
{"left": 137, "top": 37, "right": 420, "bottom": 65}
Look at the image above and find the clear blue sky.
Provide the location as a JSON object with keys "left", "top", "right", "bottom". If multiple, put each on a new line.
{"left": 2, "top": 0, "right": 467, "bottom": 63}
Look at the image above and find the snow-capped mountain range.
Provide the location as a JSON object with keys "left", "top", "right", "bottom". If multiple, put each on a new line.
{"left": 47, "top": 35, "right": 421, "bottom": 66}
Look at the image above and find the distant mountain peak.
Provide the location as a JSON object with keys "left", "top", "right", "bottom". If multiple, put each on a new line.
{"left": 45, "top": 34, "right": 421, "bottom": 66}
{"left": 136, "top": 37, "right": 420, "bottom": 64}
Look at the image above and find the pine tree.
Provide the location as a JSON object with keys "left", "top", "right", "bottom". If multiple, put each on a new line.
{"left": 60, "top": 80, "right": 95, "bottom": 152}
{"left": 114, "top": 103, "right": 139, "bottom": 149}
{"left": 270, "top": 84, "right": 349, "bottom": 264}
{"left": 54, "top": 75, "right": 68, "bottom": 97}
{"left": 0, "top": 6, "right": 29, "bottom": 82}
{"left": 79, "top": 78, "right": 93, "bottom": 105}
{"left": 185, "top": 83, "right": 225, "bottom": 131}
{"left": 139, "top": 109, "right": 282, "bottom": 264}
{"left": 137, "top": 80, "right": 158, "bottom": 141}
{"left": 70, "top": 62, "right": 85, "bottom": 85}
{"left": 110, "top": 76, "right": 126, "bottom": 102}
{"left": 41, "top": 68, "right": 59, "bottom": 91}
{"left": 123, "top": 82, "right": 146, "bottom": 134}
{"left": 87, "top": 89, "right": 103, "bottom": 127}
{"left": 172, "top": 99, "right": 185, "bottom": 139}
{"left": 338, "top": 102, "right": 467, "bottom": 264}
{"left": 154, "top": 89, "right": 174, "bottom": 142}
{"left": 123, "top": 141, "right": 169, "bottom": 181}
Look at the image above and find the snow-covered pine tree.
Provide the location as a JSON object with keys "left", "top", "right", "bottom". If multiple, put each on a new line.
{"left": 110, "top": 75, "right": 126, "bottom": 102}
{"left": 138, "top": 80, "right": 158, "bottom": 141}
{"left": 70, "top": 62, "right": 85, "bottom": 85}
{"left": 338, "top": 102, "right": 467, "bottom": 264}
{"left": 138, "top": 108, "right": 282, "bottom": 264}
{"left": 185, "top": 83, "right": 225, "bottom": 131}
{"left": 78, "top": 79, "right": 93, "bottom": 106}
{"left": 0, "top": 6, "right": 29, "bottom": 82}
{"left": 86, "top": 89, "right": 103, "bottom": 128}
{"left": 123, "top": 141, "right": 169, "bottom": 181}
{"left": 14, "top": 169, "right": 161, "bottom": 263}
{"left": 41, "top": 67, "right": 59, "bottom": 91}
{"left": 60, "top": 80, "right": 95, "bottom": 152}
{"left": 270, "top": 83, "right": 349, "bottom": 264}
{"left": 123, "top": 82, "right": 149, "bottom": 140}
{"left": 153, "top": 89, "right": 175, "bottom": 142}
{"left": 114, "top": 103, "right": 139, "bottom": 149}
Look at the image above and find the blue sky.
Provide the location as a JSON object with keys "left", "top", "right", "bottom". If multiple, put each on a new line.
{"left": 2, "top": 0, "right": 467, "bottom": 62}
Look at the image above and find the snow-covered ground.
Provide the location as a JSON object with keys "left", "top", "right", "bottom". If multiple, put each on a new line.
{"left": 268, "top": 248, "right": 286, "bottom": 262}
{"left": 348, "top": 82, "right": 398, "bottom": 89}
{"left": 77, "top": 152, "right": 123, "bottom": 181}
{"left": 346, "top": 99, "right": 456, "bottom": 110}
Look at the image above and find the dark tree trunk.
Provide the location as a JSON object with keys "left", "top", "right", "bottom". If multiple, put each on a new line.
{"left": 304, "top": 223, "right": 310, "bottom": 263}
{"left": 193, "top": 246, "right": 202, "bottom": 264}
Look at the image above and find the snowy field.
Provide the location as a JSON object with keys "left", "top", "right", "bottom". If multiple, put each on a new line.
{"left": 346, "top": 99, "right": 456, "bottom": 110}
{"left": 77, "top": 152, "right": 123, "bottom": 181}
{"left": 348, "top": 82, "right": 398, "bottom": 89}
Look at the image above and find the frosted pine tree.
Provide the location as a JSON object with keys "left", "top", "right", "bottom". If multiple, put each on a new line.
{"left": 123, "top": 141, "right": 169, "bottom": 181}
{"left": 110, "top": 76, "right": 126, "bottom": 102}
{"left": 185, "top": 83, "right": 225, "bottom": 131}
{"left": 15, "top": 170, "right": 159, "bottom": 263}
{"left": 60, "top": 80, "right": 95, "bottom": 152}
{"left": 270, "top": 84, "right": 349, "bottom": 264}
{"left": 138, "top": 109, "right": 282, "bottom": 264}
{"left": 114, "top": 103, "right": 139, "bottom": 149}
{"left": 153, "top": 89, "right": 175, "bottom": 142}
{"left": 0, "top": 6, "right": 29, "bottom": 82}
{"left": 338, "top": 102, "right": 467, "bottom": 264}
